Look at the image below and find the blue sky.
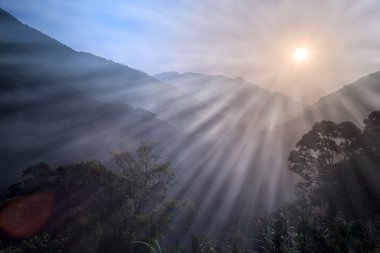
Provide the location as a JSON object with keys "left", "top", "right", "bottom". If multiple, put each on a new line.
{"left": 0, "top": 0, "right": 184, "bottom": 71}
{"left": 1, "top": 0, "right": 380, "bottom": 103}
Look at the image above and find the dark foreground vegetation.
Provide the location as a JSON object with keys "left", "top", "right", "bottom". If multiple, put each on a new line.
{"left": 1, "top": 111, "right": 380, "bottom": 253}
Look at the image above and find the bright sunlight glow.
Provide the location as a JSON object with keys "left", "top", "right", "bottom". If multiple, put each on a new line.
{"left": 294, "top": 48, "right": 309, "bottom": 62}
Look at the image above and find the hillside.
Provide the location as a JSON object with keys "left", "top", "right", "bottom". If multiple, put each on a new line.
{"left": 0, "top": 8, "right": 180, "bottom": 188}
{"left": 276, "top": 70, "right": 380, "bottom": 150}
{"left": 0, "top": 8, "right": 209, "bottom": 130}
{"left": 0, "top": 8, "right": 301, "bottom": 234}
{"left": 3, "top": 6, "right": 380, "bottom": 237}
{"left": 155, "top": 71, "right": 306, "bottom": 130}
{"left": 258, "top": 71, "right": 380, "bottom": 204}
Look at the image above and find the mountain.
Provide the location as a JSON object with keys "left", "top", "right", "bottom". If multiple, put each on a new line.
{"left": 275, "top": 70, "right": 380, "bottom": 150}
{"left": 155, "top": 71, "right": 306, "bottom": 130}
{"left": 304, "top": 71, "right": 380, "bottom": 125}
{"left": 0, "top": 8, "right": 209, "bottom": 130}
{"left": 253, "top": 71, "right": 380, "bottom": 215}
{"left": 154, "top": 71, "right": 309, "bottom": 229}
{"left": 0, "top": 8, "right": 305, "bottom": 234}
{"left": 5, "top": 6, "right": 379, "bottom": 236}
{"left": 0, "top": 9, "right": 230, "bottom": 231}
{"left": 155, "top": 68, "right": 380, "bottom": 232}
{"left": 0, "top": 8, "right": 180, "bottom": 188}
{"left": 0, "top": 76, "right": 179, "bottom": 189}
{"left": 0, "top": 8, "right": 311, "bottom": 233}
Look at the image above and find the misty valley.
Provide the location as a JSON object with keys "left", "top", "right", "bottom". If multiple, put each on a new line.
{"left": 1, "top": 5, "right": 380, "bottom": 253}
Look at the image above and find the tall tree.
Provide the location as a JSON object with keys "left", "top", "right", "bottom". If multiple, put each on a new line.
{"left": 288, "top": 111, "right": 380, "bottom": 219}
{"left": 111, "top": 142, "right": 175, "bottom": 216}
{"left": 288, "top": 120, "right": 361, "bottom": 196}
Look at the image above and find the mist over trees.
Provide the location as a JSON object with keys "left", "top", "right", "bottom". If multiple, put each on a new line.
{"left": 1, "top": 112, "right": 380, "bottom": 252}
{"left": 0, "top": 143, "right": 192, "bottom": 253}
{"left": 253, "top": 110, "right": 380, "bottom": 252}
{"left": 1, "top": 6, "right": 380, "bottom": 253}
{"left": 288, "top": 114, "right": 380, "bottom": 219}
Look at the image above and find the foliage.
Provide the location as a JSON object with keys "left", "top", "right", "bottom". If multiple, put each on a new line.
{"left": 253, "top": 111, "right": 380, "bottom": 252}
{"left": 0, "top": 142, "right": 190, "bottom": 253}
{"left": 288, "top": 112, "right": 380, "bottom": 220}
{"left": 110, "top": 142, "right": 175, "bottom": 216}
{"left": 288, "top": 120, "right": 362, "bottom": 194}
{"left": 132, "top": 239, "right": 163, "bottom": 253}
{"left": 0, "top": 233, "right": 64, "bottom": 253}
{"left": 191, "top": 235, "right": 215, "bottom": 253}
{"left": 2, "top": 112, "right": 380, "bottom": 252}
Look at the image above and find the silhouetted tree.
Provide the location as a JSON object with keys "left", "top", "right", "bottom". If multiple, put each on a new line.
{"left": 288, "top": 120, "right": 362, "bottom": 190}
{"left": 111, "top": 142, "right": 175, "bottom": 216}
{"left": 363, "top": 110, "right": 380, "bottom": 156}
{"left": 1, "top": 142, "right": 190, "bottom": 253}
{"left": 286, "top": 116, "right": 380, "bottom": 219}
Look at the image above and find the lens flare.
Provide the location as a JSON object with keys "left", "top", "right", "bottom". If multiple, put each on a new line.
{"left": 0, "top": 192, "right": 55, "bottom": 238}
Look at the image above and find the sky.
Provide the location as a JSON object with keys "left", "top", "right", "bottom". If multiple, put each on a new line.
{"left": 1, "top": 0, "right": 380, "bottom": 104}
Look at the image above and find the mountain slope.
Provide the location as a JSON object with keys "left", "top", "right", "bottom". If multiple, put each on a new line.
{"left": 6, "top": 7, "right": 380, "bottom": 237}
{"left": 155, "top": 71, "right": 306, "bottom": 130}
{"left": 0, "top": 80, "right": 178, "bottom": 189}
{"left": 0, "top": 8, "right": 301, "bottom": 234}
{"left": 305, "top": 71, "right": 380, "bottom": 126}
{"left": 276, "top": 70, "right": 380, "bottom": 149}
{"left": 0, "top": 8, "right": 181, "bottom": 189}
{"left": 154, "top": 71, "right": 309, "bottom": 227}
{"left": 0, "top": 8, "right": 209, "bottom": 129}
{"left": 257, "top": 71, "right": 380, "bottom": 209}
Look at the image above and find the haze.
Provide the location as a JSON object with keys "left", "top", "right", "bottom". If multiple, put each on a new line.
{"left": 2, "top": 0, "right": 380, "bottom": 103}
{"left": 1, "top": 1, "right": 380, "bottom": 251}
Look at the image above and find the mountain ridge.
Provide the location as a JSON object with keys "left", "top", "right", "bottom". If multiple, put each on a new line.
{"left": 0, "top": 8, "right": 214, "bottom": 130}
{"left": 2, "top": 7, "right": 380, "bottom": 235}
{"left": 0, "top": 8, "right": 301, "bottom": 228}
{"left": 155, "top": 71, "right": 306, "bottom": 129}
{"left": 0, "top": 8, "right": 183, "bottom": 189}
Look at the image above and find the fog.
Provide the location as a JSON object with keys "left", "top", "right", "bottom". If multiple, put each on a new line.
{"left": 1, "top": 4, "right": 380, "bottom": 244}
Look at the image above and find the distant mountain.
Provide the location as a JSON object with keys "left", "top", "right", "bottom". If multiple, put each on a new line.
{"left": 0, "top": 8, "right": 303, "bottom": 234}
{"left": 154, "top": 71, "right": 309, "bottom": 225}
{"left": 0, "top": 8, "right": 209, "bottom": 130}
{"left": 0, "top": 8, "right": 180, "bottom": 188}
{"left": 155, "top": 71, "right": 306, "bottom": 130}
{"left": 5, "top": 6, "right": 379, "bottom": 237}
{"left": 0, "top": 8, "right": 310, "bottom": 232}
{"left": 275, "top": 70, "right": 380, "bottom": 150}
{"left": 155, "top": 71, "right": 182, "bottom": 80}
{"left": 305, "top": 71, "right": 380, "bottom": 125}
{"left": 0, "top": 9, "right": 229, "bottom": 230}
{"left": 155, "top": 67, "right": 380, "bottom": 232}
{"left": 255, "top": 71, "right": 380, "bottom": 212}
{"left": 0, "top": 78, "right": 179, "bottom": 189}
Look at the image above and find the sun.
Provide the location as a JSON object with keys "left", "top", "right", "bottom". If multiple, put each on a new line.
{"left": 294, "top": 47, "right": 309, "bottom": 62}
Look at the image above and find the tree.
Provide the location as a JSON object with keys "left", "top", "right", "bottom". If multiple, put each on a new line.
{"left": 288, "top": 112, "right": 380, "bottom": 219}
{"left": 363, "top": 110, "right": 380, "bottom": 155}
{"left": 0, "top": 233, "right": 64, "bottom": 253}
{"left": 111, "top": 142, "right": 175, "bottom": 216}
{"left": 7, "top": 163, "right": 55, "bottom": 197}
{"left": 288, "top": 120, "right": 362, "bottom": 203}
{"left": 102, "top": 142, "right": 189, "bottom": 252}
{"left": 1, "top": 142, "right": 189, "bottom": 253}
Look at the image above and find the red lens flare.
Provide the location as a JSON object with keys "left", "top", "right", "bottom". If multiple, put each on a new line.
{"left": 0, "top": 192, "right": 55, "bottom": 238}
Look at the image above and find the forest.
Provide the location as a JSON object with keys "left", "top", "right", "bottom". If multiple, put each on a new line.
{"left": 0, "top": 111, "right": 379, "bottom": 253}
